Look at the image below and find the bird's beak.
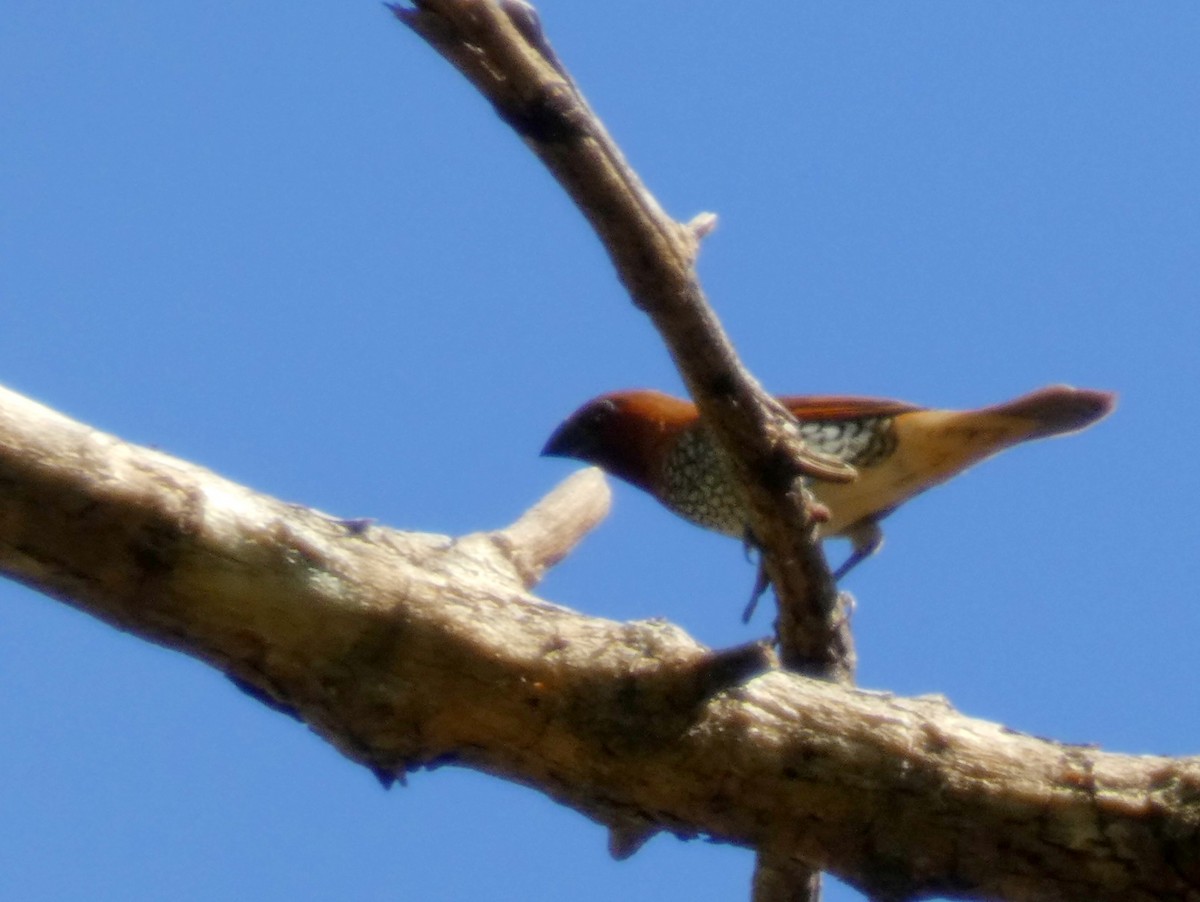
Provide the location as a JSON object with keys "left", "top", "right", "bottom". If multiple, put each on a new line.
{"left": 541, "top": 422, "right": 576, "bottom": 458}
{"left": 541, "top": 398, "right": 617, "bottom": 462}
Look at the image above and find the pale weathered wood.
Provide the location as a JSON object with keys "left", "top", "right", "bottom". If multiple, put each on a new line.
{"left": 1, "top": 384, "right": 1197, "bottom": 900}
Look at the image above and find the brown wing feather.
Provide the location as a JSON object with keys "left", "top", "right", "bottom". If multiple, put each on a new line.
{"left": 779, "top": 395, "right": 924, "bottom": 421}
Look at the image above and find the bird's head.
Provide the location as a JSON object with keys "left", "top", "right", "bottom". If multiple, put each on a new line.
{"left": 542, "top": 390, "right": 698, "bottom": 493}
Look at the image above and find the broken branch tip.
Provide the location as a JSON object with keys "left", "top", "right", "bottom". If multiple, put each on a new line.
{"left": 687, "top": 211, "right": 719, "bottom": 240}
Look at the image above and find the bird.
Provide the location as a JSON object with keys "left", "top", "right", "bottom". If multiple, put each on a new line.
{"left": 542, "top": 384, "right": 1115, "bottom": 586}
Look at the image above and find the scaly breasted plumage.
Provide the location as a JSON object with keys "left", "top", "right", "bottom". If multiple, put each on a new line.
{"left": 542, "top": 385, "right": 1115, "bottom": 578}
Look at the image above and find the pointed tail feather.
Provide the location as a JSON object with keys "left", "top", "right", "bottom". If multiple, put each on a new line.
{"left": 980, "top": 385, "right": 1116, "bottom": 440}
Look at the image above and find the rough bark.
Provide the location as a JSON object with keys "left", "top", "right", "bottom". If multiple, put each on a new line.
{"left": 2, "top": 386, "right": 1198, "bottom": 901}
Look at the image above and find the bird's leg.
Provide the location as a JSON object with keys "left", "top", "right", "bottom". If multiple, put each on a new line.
{"left": 741, "top": 527, "right": 758, "bottom": 563}
{"left": 833, "top": 518, "right": 884, "bottom": 580}
{"left": 739, "top": 485, "right": 833, "bottom": 622}
{"left": 741, "top": 529, "right": 770, "bottom": 622}
{"left": 742, "top": 558, "right": 771, "bottom": 623}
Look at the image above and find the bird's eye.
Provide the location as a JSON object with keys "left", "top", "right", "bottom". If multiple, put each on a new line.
{"left": 588, "top": 398, "right": 620, "bottom": 425}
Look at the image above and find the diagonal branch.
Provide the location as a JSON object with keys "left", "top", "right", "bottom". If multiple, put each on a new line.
{"left": 390, "top": 0, "right": 854, "bottom": 686}
{"left": 1, "top": 383, "right": 1197, "bottom": 900}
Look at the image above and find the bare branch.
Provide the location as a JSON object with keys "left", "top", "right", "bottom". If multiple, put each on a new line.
{"left": 390, "top": 0, "right": 854, "bottom": 683}
{"left": 2, "top": 384, "right": 1198, "bottom": 900}
{"left": 490, "top": 466, "right": 610, "bottom": 588}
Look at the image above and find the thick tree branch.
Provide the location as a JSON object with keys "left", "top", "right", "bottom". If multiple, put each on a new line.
{"left": 389, "top": 0, "right": 854, "bottom": 686}
{"left": 2, "top": 385, "right": 1198, "bottom": 901}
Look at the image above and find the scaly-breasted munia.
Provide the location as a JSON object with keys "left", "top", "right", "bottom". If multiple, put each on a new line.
{"left": 542, "top": 385, "right": 1114, "bottom": 580}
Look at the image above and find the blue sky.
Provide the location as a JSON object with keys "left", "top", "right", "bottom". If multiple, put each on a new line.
{"left": 2, "top": 4, "right": 1197, "bottom": 900}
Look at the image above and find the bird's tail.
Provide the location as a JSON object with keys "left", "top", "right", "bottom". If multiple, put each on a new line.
{"left": 885, "top": 385, "right": 1115, "bottom": 491}
{"left": 973, "top": 385, "right": 1116, "bottom": 441}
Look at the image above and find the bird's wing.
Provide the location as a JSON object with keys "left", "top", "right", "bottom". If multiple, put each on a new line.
{"left": 778, "top": 395, "right": 923, "bottom": 421}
